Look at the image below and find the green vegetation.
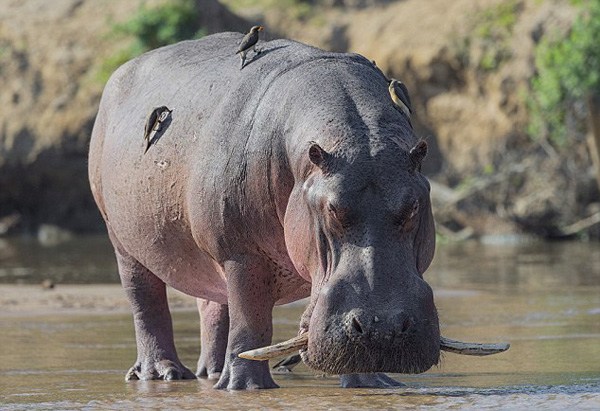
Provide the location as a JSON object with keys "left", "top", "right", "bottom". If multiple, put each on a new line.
{"left": 0, "top": 46, "right": 5, "bottom": 75}
{"left": 0, "top": 42, "right": 10, "bottom": 75}
{"left": 476, "top": 0, "right": 520, "bottom": 71}
{"left": 98, "top": 0, "right": 205, "bottom": 83}
{"left": 454, "top": 0, "right": 521, "bottom": 72}
{"left": 528, "top": 0, "right": 600, "bottom": 146}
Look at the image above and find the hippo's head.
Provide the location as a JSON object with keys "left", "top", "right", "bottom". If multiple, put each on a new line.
{"left": 283, "top": 137, "right": 439, "bottom": 375}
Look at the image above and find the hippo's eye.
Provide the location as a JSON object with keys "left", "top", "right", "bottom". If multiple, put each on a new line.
{"left": 409, "top": 200, "right": 419, "bottom": 219}
{"left": 328, "top": 203, "right": 350, "bottom": 227}
{"left": 328, "top": 203, "right": 340, "bottom": 219}
{"left": 394, "top": 200, "right": 419, "bottom": 229}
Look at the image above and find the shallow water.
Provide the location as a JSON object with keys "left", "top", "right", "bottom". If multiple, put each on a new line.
{"left": 1, "top": 236, "right": 599, "bottom": 409}
{"left": 0, "top": 235, "right": 118, "bottom": 284}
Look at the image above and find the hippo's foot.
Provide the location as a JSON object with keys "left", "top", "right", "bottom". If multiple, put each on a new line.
{"left": 214, "top": 359, "right": 278, "bottom": 390}
{"left": 339, "top": 373, "right": 405, "bottom": 388}
{"left": 196, "top": 364, "right": 221, "bottom": 380}
{"left": 125, "top": 359, "right": 196, "bottom": 381}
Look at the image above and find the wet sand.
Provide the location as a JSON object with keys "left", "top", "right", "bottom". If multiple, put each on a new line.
{"left": 0, "top": 284, "right": 197, "bottom": 317}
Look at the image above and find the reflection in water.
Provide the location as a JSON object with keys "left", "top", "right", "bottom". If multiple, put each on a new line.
{"left": 0, "top": 236, "right": 599, "bottom": 409}
{"left": 0, "top": 235, "right": 118, "bottom": 284}
{"left": 1, "top": 235, "right": 599, "bottom": 289}
{"left": 430, "top": 240, "right": 600, "bottom": 290}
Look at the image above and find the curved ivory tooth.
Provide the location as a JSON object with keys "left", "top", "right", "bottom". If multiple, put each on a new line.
{"left": 440, "top": 336, "right": 510, "bottom": 356}
{"left": 238, "top": 333, "right": 510, "bottom": 361}
{"left": 238, "top": 334, "right": 309, "bottom": 361}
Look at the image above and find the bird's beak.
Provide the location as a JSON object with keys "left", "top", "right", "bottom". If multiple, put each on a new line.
{"left": 258, "top": 26, "right": 264, "bottom": 31}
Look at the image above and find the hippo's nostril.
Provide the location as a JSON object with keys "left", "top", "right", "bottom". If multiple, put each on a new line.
{"left": 352, "top": 317, "right": 363, "bottom": 334}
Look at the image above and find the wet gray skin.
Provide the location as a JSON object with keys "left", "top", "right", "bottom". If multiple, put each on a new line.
{"left": 89, "top": 32, "right": 439, "bottom": 389}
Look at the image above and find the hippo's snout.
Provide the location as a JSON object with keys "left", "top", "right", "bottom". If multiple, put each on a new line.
{"left": 343, "top": 309, "right": 415, "bottom": 342}
{"left": 302, "top": 280, "right": 440, "bottom": 374}
{"left": 299, "top": 273, "right": 441, "bottom": 376}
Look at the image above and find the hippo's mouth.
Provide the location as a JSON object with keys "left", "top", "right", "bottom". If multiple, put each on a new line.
{"left": 239, "top": 333, "right": 510, "bottom": 361}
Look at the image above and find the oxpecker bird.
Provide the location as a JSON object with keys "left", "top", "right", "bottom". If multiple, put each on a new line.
{"left": 237, "top": 25, "right": 264, "bottom": 68}
{"left": 143, "top": 106, "right": 172, "bottom": 153}
{"left": 271, "top": 353, "right": 302, "bottom": 374}
{"left": 388, "top": 79, "right": 412, "bottom": 119}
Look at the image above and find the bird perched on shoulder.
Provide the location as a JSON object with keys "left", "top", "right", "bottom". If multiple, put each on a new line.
{"left": 388, "top": 79, "right": 412, "bottom": 120}
{"left": 237, "top": 25, "right": 264, "bottom": 69}
{"left": 143, "top": 106, "right": 172, "bottom": 153}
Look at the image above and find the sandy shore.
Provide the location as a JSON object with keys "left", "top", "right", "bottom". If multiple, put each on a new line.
{"left": 0, "top": 284, "right": 198, "bottom": 317}
{"left": 0, "top": 284, "right": 477, "bottom": 318}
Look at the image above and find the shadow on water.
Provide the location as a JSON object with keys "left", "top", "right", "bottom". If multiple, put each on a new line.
{"left": 0, "top": 235, "right": 599, "bottom": 409}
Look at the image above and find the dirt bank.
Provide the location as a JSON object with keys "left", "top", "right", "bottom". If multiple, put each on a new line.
{"left": 0, "top": 0, "right": 249, "bottom": 234}
{"left": 1, "top": 0, "right": 598, "bottom": 238}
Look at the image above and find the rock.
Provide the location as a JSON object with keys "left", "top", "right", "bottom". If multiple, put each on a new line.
{"left": 37, "top": 224, "right": 73, "bottom": 246}
{"left": 41, "top": 279, "right": 55, "bottom": 290}
{"left": 0, "top": 213, "right": 20, "bottom": 235}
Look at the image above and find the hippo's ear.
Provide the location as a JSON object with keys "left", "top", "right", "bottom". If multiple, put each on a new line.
{"left": 409, "top": 140, "right": 427, "bottom": 172}
{"left": 308, "top": 142, "right": 331, "bottom": 171}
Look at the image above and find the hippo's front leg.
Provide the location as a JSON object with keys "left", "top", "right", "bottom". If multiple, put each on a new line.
{"left": 214, "top": 257, "right": 278, "bottom": 390}
{"left": 116, "top": 250, "right": 196, "bottom": 381}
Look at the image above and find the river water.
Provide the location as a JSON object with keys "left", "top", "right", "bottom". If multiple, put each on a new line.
{"left": 1, "top": 236, "right": 599, "bottom": 409}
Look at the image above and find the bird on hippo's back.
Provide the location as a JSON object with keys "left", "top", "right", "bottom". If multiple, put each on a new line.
{"left": 237, "top": 25, "right": 264, "bottom": 68}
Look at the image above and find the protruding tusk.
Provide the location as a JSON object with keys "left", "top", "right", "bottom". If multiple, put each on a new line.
{"left": 440, "top": 336, "right": 510, "bottom": 356}
{"left": 238, "top": 333, "right": 510, "bottom": 361}
{"left": 238, "top": 334, "right": 308, "bottom": 361}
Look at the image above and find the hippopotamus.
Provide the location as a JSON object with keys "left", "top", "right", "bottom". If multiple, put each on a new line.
{"left": 89, "top": 32, "right": 506, "bottom": 390}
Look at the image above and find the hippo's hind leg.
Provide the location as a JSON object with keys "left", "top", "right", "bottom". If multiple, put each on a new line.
{"left": 196, "top": 299, "right": 229, "bottom": 379}
{"left": 115, "top": 249, "right": 196, "bottom": 381}
{"left": 214, "top": 257, "right": 278, "bottom": 390}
